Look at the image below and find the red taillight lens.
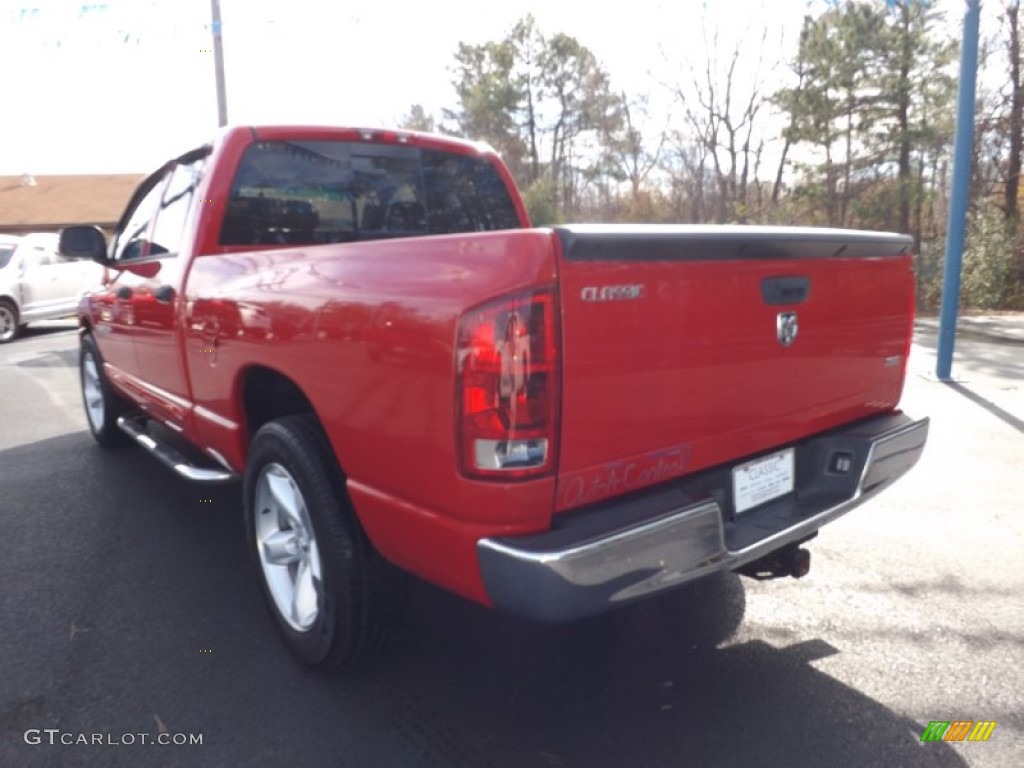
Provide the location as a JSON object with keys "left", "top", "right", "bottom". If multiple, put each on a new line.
{"left": 456, "top": 288, "right": 559, "bottom": 478}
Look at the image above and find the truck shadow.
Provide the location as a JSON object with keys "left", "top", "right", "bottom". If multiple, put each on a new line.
{"left": 359, "top": 580, "right": 968, "bottom": 768}
{"left": 0, "top": 432, "right": 970, "bottom": 768}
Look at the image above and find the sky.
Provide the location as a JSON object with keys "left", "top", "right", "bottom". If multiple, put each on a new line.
{"left": 1, "top": 0, "right": 974, "bottom": 176}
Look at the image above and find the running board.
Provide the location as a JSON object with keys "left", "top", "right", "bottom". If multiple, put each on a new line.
{"left": 116, "top": 415, "right": 238, "bottom": 483}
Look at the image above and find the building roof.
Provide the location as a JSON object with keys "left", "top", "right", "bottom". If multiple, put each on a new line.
{"left": 0, "top": 173, "right": 144, "bottom": 234}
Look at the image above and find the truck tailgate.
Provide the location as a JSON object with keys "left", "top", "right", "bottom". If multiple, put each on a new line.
{"left": 553, "top": 225, "right": 914, "bottom": 512}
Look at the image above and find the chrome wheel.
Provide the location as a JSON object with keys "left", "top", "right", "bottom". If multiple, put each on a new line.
{"left": 254, "top": 462, "right": 323, "bottom": 632}
{"left": 81, "top": 350, "right": 105, "bottom": 432}
{"left": 0, "top": 302, "right": 17, "bottom": 342}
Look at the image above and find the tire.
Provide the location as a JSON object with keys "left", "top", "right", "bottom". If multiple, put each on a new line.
{"left": 244, "top": 414, "right": 408, "bottom": 669}
{"left": 80, "top": 333, "right": 129, "bottom": 447}
{"left": 0, "top": 299, "right": 20, "bottom": 343}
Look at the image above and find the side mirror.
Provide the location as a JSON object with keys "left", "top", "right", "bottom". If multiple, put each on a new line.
{"left": 59, "top": 226, "right": 108, "bottom": 264}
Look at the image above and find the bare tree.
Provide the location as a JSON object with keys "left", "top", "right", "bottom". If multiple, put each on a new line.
{"left": 667, "top": 23, "right": 772, "bottom": 223}
{"left": 604, "top": 93, "right": 665, "bottom": 202}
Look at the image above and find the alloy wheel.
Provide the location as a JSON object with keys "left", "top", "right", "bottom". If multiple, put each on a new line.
{"left": 253, "top": 462, "right": 324, "bottom": 631}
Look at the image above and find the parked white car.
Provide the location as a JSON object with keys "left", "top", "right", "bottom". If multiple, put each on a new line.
{"left": 0, "top": 233, "right": 105, "bottom": 343}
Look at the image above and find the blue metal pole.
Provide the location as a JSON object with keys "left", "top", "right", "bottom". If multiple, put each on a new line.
{"left": 211, "top": 0, "right": 228, "bottom": 127}
{"left": 936, "top": 0, "right": 981, "bottom": 380}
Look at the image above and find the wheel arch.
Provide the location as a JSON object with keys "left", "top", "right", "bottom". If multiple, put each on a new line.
{"left": 240, "top": 365, "right": 323, "bottom": 450}
{"left": 238, "top": 365, "right": 372, "bottom": 533}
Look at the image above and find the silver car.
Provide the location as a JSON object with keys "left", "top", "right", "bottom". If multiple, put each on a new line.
{"left": 0, "top": 233, "right": 105, "bottom": 343}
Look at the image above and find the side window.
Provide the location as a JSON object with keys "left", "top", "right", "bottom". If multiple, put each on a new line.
{"left": 150, "top": 160, "right": 204, "bottom": 257}
{"left": 113, "top": 177, "right": 166, "bottom": 261}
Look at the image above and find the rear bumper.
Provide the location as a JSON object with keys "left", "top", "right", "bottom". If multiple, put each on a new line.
{"left": 477, "top": 411, "right": 928, "bottom": 621}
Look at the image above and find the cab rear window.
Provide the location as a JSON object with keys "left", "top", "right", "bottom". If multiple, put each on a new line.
{"left": 220, "top": 140, "right": 521, "bottom": 246}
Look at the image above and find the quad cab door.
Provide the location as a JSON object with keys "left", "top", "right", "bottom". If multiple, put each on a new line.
{"left": 102, "top": 154, "right": 206, "bottom": 430}
{"left": 124, "top": 157, "right": 206, "bottom": 430}
{"left": 90, "top": 174, "right": 168, "bottom": 382}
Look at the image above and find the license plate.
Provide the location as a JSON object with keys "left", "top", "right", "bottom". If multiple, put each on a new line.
{"left": 732, "top": 448, "right": 795, "bottom": 514}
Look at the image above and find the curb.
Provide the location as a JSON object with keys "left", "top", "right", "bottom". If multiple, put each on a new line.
{"left": 913, "top": 319, "right": 1024, "bottom": 345}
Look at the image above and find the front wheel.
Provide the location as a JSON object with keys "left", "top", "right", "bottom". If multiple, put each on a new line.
{"left": 244, "top": 414, "right": 407, "bottom": 669}
{"left": 80, "top": 333, "right": 129, "bottom": 447}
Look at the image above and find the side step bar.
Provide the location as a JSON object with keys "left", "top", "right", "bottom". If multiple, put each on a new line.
{"left": 117, "top": 415, "right": 238, "bottom": 483}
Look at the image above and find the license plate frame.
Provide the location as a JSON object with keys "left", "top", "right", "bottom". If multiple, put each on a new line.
{"left": 732, "top": 448, "right": 795, "bottom": 515}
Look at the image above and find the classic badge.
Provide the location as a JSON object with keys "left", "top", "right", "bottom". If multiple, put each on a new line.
{"left": 580, "top": 284, "right": 645, "bottom": 302}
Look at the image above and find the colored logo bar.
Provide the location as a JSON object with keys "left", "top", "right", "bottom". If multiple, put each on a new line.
{"left": 921, "top": 720, "right": 997, "bottom": 742}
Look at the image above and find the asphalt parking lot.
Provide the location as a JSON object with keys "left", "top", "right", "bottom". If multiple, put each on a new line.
{"left": 1, "top": 319, "right": 1021, "bottom": 768}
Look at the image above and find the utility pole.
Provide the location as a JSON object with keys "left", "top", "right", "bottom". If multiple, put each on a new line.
{"left": 935, "top": 0, "right": 981, "bottom": 380}
{"left": 211, "top": 0, "right": 228, "bottom": 127}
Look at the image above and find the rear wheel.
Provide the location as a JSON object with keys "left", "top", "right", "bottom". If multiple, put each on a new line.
{"left": 244, "top": 414, "right": 407, "bottom": 669}
{"left": 0, "top": 300, "right": 20, "bottom": 343}
{"left": 80, "top": 333, "right": 129, "bottom": 447}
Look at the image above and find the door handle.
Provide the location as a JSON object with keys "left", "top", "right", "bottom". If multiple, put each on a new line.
{"left": 154, "top": 285, "right": 175, "bottom": 303}
{"left": 116, "top": 286, "right": 133, "bottom": 300}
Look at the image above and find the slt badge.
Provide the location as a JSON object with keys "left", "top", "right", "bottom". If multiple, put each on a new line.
{"left": 777, "top": 311, "right": 798, "bottom": 347}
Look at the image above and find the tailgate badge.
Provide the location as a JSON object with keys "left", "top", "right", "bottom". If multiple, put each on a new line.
{"left": 776, "top": 311, "right": 798, "bottom": 347}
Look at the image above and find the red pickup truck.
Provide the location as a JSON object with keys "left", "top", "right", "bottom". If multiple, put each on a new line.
{"left": 59, "top": 125, "right": 928, "bottom": 670}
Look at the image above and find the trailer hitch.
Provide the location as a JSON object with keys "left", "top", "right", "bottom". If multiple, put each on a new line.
{"left": 737, "top": 544, "right": 811, "bottom": 581}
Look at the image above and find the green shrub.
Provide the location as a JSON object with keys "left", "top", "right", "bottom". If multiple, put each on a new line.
{"left": 960, "top": 211, "right": 1013, "bottom": 310}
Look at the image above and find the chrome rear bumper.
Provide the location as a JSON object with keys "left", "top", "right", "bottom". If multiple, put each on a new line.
{"left": 478, "top": 412, "right": 928, "bottom": 621}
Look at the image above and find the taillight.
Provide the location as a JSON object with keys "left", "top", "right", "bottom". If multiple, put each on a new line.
{"left": 456, "top": 288, "right": 559, "bottom": 479}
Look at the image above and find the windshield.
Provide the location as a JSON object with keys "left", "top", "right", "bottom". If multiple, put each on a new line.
{"left": 0, "top": 246, "right": 15, "bottom": 269}
{"left": 220, "top": 140, "right": 520, "bottom": 246}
